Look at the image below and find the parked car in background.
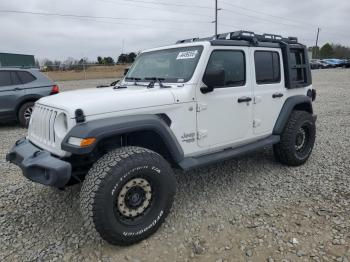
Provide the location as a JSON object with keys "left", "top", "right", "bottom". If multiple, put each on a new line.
{"left": 0, "top": 68, "right": 59, "bottom": 127}
{"left": 310, "top": 59, "right": 331, "bottom": 69}
{"left": 322, "top": 59, "right": 342, "bottom": 68}
{"left": 340, "top": 59, "right": 350, "bottom": 68}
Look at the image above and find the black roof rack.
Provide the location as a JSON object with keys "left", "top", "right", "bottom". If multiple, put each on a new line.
{"left": 176, "top": 30, "right": 299, "bottom": 46}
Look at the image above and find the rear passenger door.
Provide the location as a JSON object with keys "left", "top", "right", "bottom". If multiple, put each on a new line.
{"left": 0, "top": 71, "right": 24, "bottom": 118}
{"left": 252, "top": 49, "right": 285, "bottom": 135}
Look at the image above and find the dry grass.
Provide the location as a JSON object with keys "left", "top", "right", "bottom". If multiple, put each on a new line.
{"left": 43, "top": 64, "right": 131, "bottom": 81}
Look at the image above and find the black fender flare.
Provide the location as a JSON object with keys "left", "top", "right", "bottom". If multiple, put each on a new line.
{"left": 61, "top": 114, "right": 184, "bottom": 163}
{"left": 273, "top": 95, "right": 313, "bottom": 135}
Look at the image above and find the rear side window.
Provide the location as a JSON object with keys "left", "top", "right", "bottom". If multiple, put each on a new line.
{"left": 11, "top": 72, "right": 22, "bottom": 85}
{"left": 254, "top": 51, "right": 281, "bottom": 84}
{"left": 0, "top": 71, "right": 12, "bottom": 87}
{"left": 205, "top": 50, "right": 245, "bottom": 87}
{"left": 17, "top": 71, "right": 36, "bottom": 84}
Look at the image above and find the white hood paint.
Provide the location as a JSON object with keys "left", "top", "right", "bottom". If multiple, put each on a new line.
{"left": 38, "top": 86, "right": 176, "bottom": 118}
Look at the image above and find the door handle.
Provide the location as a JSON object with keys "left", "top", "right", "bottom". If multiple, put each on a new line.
{"left": 272, "top": 92, "right": 284, "bottom": 98}
{"left": 14, "top": 87, "right": 23, "bottom": 91}
{"left": 237, "top": 96, "right": 252, "bottom": 103}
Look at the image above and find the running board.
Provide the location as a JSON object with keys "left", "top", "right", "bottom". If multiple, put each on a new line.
{"left": 178, "top": 135, "right": 280, "bottom": 171}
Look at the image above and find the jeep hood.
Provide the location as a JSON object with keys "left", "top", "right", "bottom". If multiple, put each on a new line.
{"left": 37, "top": 86, "right": 176, "bottom": 117}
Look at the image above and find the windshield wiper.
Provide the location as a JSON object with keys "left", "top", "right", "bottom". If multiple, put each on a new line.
{"left": 123, "top": 77, "right": 149, "bottom": 87}
{"left": 144, "top": 77, "right": 171, "bottom": 88}
{"left": 125, "top": 77, "right": 141, "bottom": 85}
{"left": 125, "top": 77, "right": 141, "bottom": 81}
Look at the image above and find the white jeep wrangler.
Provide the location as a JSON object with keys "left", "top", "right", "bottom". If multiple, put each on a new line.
{"left": 7, "top": 31, "right": 317, "bottom": 245}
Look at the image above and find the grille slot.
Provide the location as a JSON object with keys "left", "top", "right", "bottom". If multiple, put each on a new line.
{"left": 29, "top": 105, "right": 58, "bottom": 146}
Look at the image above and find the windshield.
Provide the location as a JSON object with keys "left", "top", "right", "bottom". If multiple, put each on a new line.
{"left": 125, "top": 46, "right": 203, "bottom": 83}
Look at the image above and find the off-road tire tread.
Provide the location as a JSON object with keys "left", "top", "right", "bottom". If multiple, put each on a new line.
{"left": 273, "top": 110, "right": 315, "bottom": 166}
{"left": 80, "top": 146, "right": 175, "bottom": 245}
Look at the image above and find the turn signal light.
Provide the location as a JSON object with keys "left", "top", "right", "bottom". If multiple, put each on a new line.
{"left": 80, "top": 138, "right": 96, "bottom": 147}
{"left": 68, "top": 137, "right": 96, "bottom": 147}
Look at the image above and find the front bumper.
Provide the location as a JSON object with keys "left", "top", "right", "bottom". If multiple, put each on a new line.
{"left": 6, "top": 139, "right": 72, "bottom": 188}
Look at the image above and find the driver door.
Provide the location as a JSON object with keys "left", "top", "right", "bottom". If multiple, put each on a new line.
{"left": 196, "top": 47, "right": 253, "bottom": 148}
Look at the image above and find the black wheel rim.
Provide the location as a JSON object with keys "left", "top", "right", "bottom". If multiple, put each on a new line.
{"left": 295, "top": 124, "right": 311, "bottom": 156}
{"left": 23, "top": 106, "right": 33, "bottom": 122}
{"left": 113, "top": 175, "right": 156, "bottom": 226}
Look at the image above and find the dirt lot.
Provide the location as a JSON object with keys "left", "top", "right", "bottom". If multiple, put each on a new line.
{"left": 0, "top": 69, "right": 349, "bottom": 262}
{"left": 43, "top": 64, "right": 130, "bottom": 81}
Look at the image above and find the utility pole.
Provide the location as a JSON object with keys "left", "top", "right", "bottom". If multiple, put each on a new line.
{"left": 83, "top": 60, "right": 86, "bottom": 80}
{"left": 215, "top": 0, "right": 218, "bottom": 36}
{"left": 315, "top": 27, "right": 320, "bottom": 59}
{"left": 213, "top": 0, "right": 221, "bottom": 36}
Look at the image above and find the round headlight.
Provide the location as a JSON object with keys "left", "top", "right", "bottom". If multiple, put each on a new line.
{"left": 54, "top": 113, "right": 68, "bottom": 139}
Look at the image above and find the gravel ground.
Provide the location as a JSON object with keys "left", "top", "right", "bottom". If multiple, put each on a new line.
{"left": 0, "top": 70, "right": 349, "bottom": 262}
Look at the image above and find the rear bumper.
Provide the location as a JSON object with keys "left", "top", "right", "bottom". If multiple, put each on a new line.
{"left": 6, "top": 138, "right": 72, "bottom": 188}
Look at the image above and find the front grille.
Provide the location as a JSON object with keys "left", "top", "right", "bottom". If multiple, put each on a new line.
{"left": 29, "top": 105, "right": 58, "bottom": 146}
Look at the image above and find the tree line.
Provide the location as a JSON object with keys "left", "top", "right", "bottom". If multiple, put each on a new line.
{"left": 309, "top": 43, "right": 350, "bottom": 59}
{"left": 97, "top": 52, "right": 137, "bottom": 65}
{"left": 40, "top": 52, "right": 137, "bottom": 71}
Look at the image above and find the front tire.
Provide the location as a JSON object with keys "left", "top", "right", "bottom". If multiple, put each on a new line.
{"left": 80, "top": 146, "right": 176, "bottom": 245}
{"left": 273, "top": 110, "right": 316, "bottom": 166}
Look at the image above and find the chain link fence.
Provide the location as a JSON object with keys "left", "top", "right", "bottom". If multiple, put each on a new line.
{"left": 42, "top": 64, "right": 131, "bottom": 81}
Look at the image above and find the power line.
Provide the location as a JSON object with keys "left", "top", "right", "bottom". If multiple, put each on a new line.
{"left": 220, "top": 0, "right": 316, "bottom": 27}
{"left": 111, "top": 0, "right": 349, "bottom": 37}
{"left": 102, "top": 0, "right": 212, "bottom": 9}
{"left": 220, "top": 8, "right": 312, "bottom": 30}
{"left": 98, "top": 0, "right": 213, "bottom": 19}
{"left": 0, "top": 9, "right": 210, "bottom": 24}
{"left": 98, "top": 0, "right": 316, "bottom": 32}
{"left": 220, "top": 1, "right": 349, "bottom": 37}
{"left": 0, "top": 7, "right": 347, "bottom": 40}
{"left": 0, "top": 9, "right": 212, "bottom": 36}
{"left": 96, "top": 0, "right": 316, "bottom": 35}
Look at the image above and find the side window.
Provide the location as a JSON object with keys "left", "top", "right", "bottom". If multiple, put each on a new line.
{"left": 17, "top": 71, "right": 36, "bottom": 84}
{"left": 11, "top": 72, "right": 22, "bottom": 85}
{"left": 0, "top": 71, "right": 12, "bottom": 87}
{"left": 254, "top": 51, "right": 281, "bottom": 84}
{"left": 205, "top": 50, "right": 245, "bottom": 87}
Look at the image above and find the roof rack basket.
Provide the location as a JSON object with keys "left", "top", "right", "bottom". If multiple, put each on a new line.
{"left": 177, "top": 30, "right": 299, "bottom": 45}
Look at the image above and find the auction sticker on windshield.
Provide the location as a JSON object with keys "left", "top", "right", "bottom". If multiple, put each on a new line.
{"left": 176, "top": 50, "right": 198, "bottom": 60}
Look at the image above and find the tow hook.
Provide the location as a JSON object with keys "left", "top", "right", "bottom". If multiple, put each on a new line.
{"left": 15, "top": 138, "right": 26, "bottom": 146}
{"left": 33, "top": 150, "right": 43, "bottom": 157}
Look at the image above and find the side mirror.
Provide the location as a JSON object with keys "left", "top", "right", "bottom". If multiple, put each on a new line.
{"left": 201, "top": 69, "right": 225, "bottom": 94}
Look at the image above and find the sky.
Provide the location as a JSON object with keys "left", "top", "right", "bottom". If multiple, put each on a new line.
{"left": 0, "top": 0, "right": 349, "bottom": 62}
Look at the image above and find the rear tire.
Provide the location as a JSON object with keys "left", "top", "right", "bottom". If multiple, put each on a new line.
{"left": 80, "top": 146, "right": 176, "bottom": 245}
{"left": 18, "top": 102, "right": 34, "bottom": 128}
{"left": 273, "top": 110, "right": 316, "bottom": 166}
